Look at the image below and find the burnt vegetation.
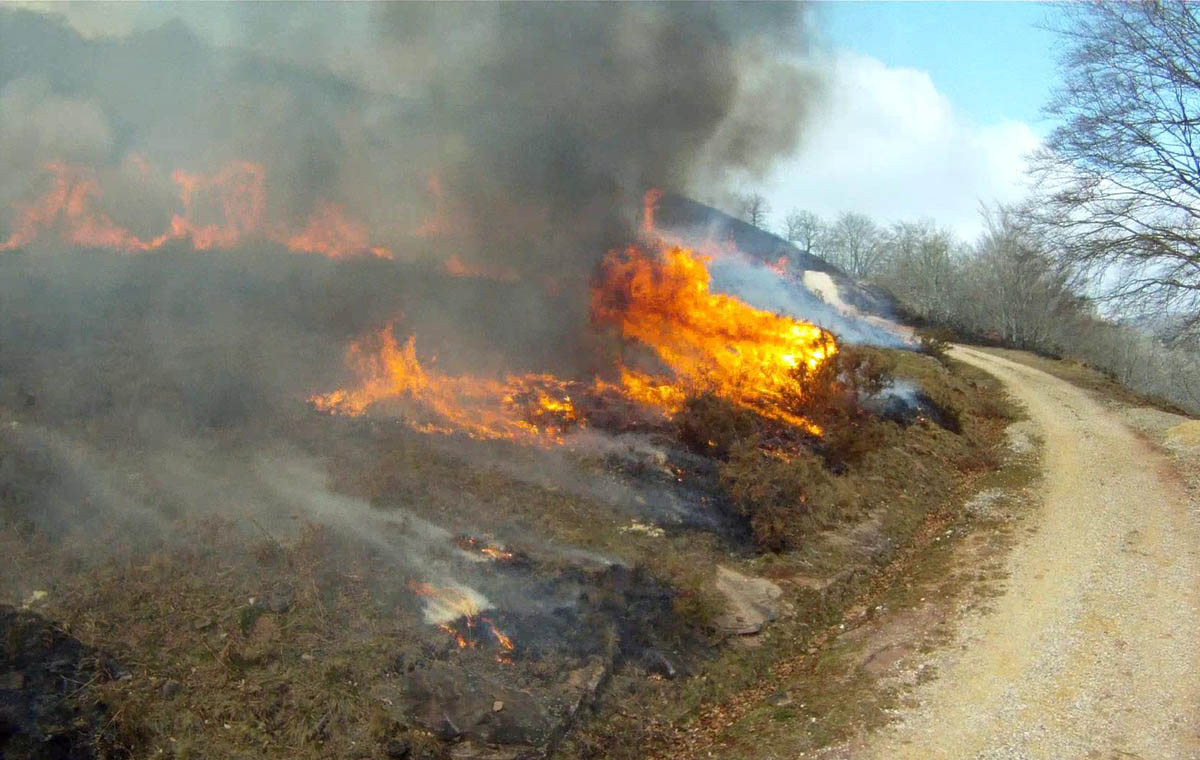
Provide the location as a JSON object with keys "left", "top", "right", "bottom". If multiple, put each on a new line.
{"left": 0, "top": 5, "right": 1027, "bottom": 760}
{"left": 676, "top": 345, "right": 969, "bottom": 553}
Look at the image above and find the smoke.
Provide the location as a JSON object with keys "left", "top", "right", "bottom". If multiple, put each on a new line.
{"left": 704, "top": 252, "right": 910, "bottom": 347}
{"left": 0, "top": 5, "right": 821, "bottom": 270}
{"left": 0, "top": 5, "right": 828, "bottom": 565}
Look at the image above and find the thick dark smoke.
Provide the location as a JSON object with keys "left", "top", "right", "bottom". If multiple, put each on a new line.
{"left": 0, "top": 4, "right": 823, "bottom": 555}
{"left": 369, "top": 3, "right": 818, "bottom": 277}
{"left": 1, "top": 3, "right": 820, "bottom": 272}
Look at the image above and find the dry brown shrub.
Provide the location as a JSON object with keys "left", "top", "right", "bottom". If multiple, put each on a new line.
{"left": 675, "top": 392, "right": 762, "bottom": 457}
{"left": 720, "top": 441, "right": 848, "bottom": 552}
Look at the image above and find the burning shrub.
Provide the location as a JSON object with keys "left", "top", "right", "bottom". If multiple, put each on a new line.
{"left": 786, "top": 345, "right": 896, "bottom": 468}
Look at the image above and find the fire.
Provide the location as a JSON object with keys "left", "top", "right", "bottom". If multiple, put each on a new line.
{"left": 168, "top": 162, "right": 266, "bottom": 250}
{"left": 593, "top": 245, "right": 836, "bottom": 433}
{"left": 443, "top": 254, "right": 519, "bottom": 282}
{"left": 285, "top": 201, "right": 394, "bottom": 260}
{"left": 454, "top": 536, "right": 518, "bottom": 563}
{"left": 311, "top": 242, "right": 836, "bottom": 438}
{"left": 641, "top": 187, "right": 664, "bottom": 237}
{"left": 309, "top": 328, "right": 583, "bottom": 443}
{"left": 409, "top": 581, "right": 515, "bottom": 660}
{"left": 1, "top": 160, "right": 392, "bottom": 259}
{"left": 0, "top": 162, "right": 171, "bottom": 253}
{"left": 308, "top": 184, "right": 835, "bottom": 438}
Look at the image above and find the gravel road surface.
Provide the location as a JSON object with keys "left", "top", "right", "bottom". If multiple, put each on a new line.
{"left": 860, "top": 346, "right": 1200, "bottom": 759}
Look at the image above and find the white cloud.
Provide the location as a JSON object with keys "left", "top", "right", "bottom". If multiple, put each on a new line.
{"left": 764, "top": 52, "right": 1041, "bottom": 241}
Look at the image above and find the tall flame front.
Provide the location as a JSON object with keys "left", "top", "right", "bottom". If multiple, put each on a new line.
{"left": 594, "top": 245, "right": 836, "bottom": 434}
{"left": 0, "top": 164, "right": 839, "bottom": 438}
{"left": 311, "top": 236, "right": 837, "bottom": 439}
{"left": 0, "top": 161, "right": 394, "bottom": 259}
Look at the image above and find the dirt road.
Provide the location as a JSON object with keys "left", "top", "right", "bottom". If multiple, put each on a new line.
{"left": 859, "top": 346, "right": 1200, "bottom": 759}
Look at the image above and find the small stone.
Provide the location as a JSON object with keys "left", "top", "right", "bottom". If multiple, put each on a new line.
{"left": 160, "top": 679, "right": 181, "bottom": 699}
{"left": 641, "top": 650, "right": 678, "bottom": 679}
{"left": 492, "top": 700, "right": 504, "bottom": 712}
{"left": 300, "top": 653, "right": 314, "bottom": 662}
{"left": 766, "top": 691, "right": 793, "bottom": 708}
{"left": 266, "top": 590, "right": 294, "bottom": 614}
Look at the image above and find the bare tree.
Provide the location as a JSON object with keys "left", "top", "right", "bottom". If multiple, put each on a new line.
{"left": 737, "top": 193, "right": 770, "bottom": 229}
{"left": 1031, "top": 1, "right": 1200, "bottom": 341}
{"left": 825, "top": 212, "right": 884, "bottom": 278}
{"left": 878, "top": 220, "right": 956, "bottom": 320}
{"left": 966, "top": 207, "right": 1080, "bottom": 350}
{"left": 782, "top": 210, "right": 825, "bottom": 257}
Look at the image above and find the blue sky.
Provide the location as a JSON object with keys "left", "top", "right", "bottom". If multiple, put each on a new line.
{"left": 817, "top": 2, "right": 1064, "bottom": 133}
{"left": 756, "top": 2, "right": 1069, "bottom": 240}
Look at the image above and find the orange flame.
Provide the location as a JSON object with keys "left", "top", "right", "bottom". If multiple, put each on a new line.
{"left": 310, "top": 329, "right": 582, "bottom": 443}
{"left": 641, "top": 187, "right": 664, "bottom": 237}
{"left": 454, "top": 536, "right": 517, "bottom": 562}
{"left": 593, "top": 245, "right": 836, "bottom": 433}
{"left": 311, "top": 242, "right": 836, "bottom": 438}
{"left": 409, "top": 581, "right": 515, "bottom": 659}
{"left": 0, "top": 162, "right": 171, "bottom": 252}
{"left": 1, "top": 160, "right": 392, "bottom": 259}
{"left": 309, "top": 186, "right": 835, "bottom": 437}
{"left": 443, "top": 254, "right": 519, "bottom": 282}
{"left": 284, "top": 201, "right": 394, "bottom": 260}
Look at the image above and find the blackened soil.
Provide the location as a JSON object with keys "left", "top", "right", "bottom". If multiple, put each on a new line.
{"left": 0, "top": 605, "right": 123, "bottom": 760}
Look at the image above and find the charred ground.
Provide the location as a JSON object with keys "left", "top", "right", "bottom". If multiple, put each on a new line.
{"left": 0, "top": 241, "right": 1014, "bottom": 759}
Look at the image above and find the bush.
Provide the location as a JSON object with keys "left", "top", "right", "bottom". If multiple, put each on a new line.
{"left": 916, "top": 327, "right": 955, "bottom": 365}
{"left": 719, "top": 441, "right": 844, "bottom": 552}
{"left": 786, "top": 346, "right": 895, "bottom": 468}
{"left": 675, "top": 392, "right": 763, "bottom": 458}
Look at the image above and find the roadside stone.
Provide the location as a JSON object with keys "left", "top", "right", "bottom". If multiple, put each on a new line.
{"left": 641, "top": 649, "right": 678, "bottom": 679}
{"left": 713, "top": 565, "right": 785, "bottom": 635}
{"left": 160, "top": 679, "right": 181, "bottom": 699}
{"left": 766, "top": 691, "right": 793, "bottom": 708}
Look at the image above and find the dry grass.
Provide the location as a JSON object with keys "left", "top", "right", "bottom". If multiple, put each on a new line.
{"left": 559, "top": 348, "right": 1021, "bottom": 759}
{"left": 7, "top": 521, "right": 444, "bottom": 760}
{"left": 1, "top": 345, "right": 1018, "bottom": 760}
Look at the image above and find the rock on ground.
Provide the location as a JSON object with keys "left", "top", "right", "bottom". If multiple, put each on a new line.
{"left": 713, "top": 565, "right": 786, "bottom": 636}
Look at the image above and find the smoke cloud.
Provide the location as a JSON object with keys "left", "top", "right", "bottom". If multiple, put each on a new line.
{"left": 0, "top": 4, "right": 828, "bottom": 561}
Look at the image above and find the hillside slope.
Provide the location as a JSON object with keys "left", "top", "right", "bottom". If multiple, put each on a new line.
{"left": 654, "top": 194, "right": 902, "bottom": 320}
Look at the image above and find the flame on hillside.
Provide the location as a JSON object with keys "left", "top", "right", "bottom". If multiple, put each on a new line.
{"left": 409, "top": 581, "right": 515, "bottom": 661}
{"left": 454, "top": 536, "right": 518, "bottom": 563}
{"left": 0, "top": 161, "right": 393, "bottom": 259}
{"left": 311, "top": 221, "right": 837, "bottom": 439}
{"left": 309, "top": 328, "right": 583, "bottom": 443}
{"left": 594, "top": 245, "right": 836, "bottom": 434}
